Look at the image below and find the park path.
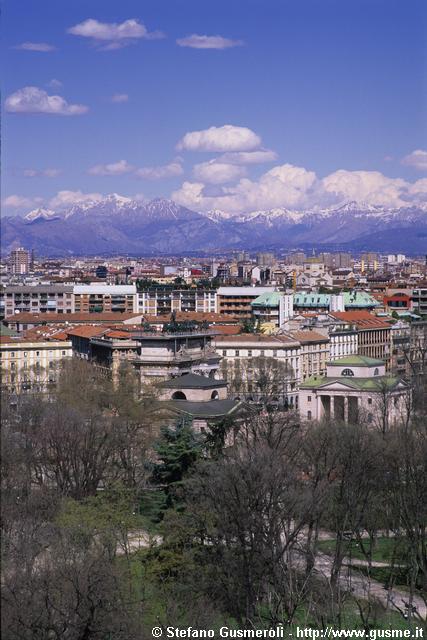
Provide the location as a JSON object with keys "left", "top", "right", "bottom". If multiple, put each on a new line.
{"left": 118, "top": 529, "right": 426, "bottom": 622}
{"left": 314, "top": 552, "right": 426, "bottom": 621}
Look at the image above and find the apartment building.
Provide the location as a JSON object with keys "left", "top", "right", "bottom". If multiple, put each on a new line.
{"left": 137, "top": 287, "right": 217, "bottom": 316}
{"left": 73, "top": 284, "right": 137, "bottom": 313}
{"left": 215, "top": 333, "right": 301, "bottom": 407}
{"left": 329, "top": 311, "right": 392, "bottom": 367}
{"left": 288, "top": 330, "right": 330, "bottom": 381}
{"left": 287, "top": 313, "right": 358, "bottom": 361}
{"left": 1, "top": 285, "right": 74, "bottom": 318}
{"left": 217, "top": 286, "right": 276, "bottom": 318}
{"left": 251, "top": 292, "right": 294, "bottom": 328}
{"left": 0, "top": 335, "right": 72, "bottom": 393}
{"left": 412, "top": 287, "right": 427, "bottom": 316}
{"left": 10, "top": 247, "right": 31, "bottom": 275}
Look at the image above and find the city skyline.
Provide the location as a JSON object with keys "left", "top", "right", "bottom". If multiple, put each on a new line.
{"left": 3, "top": 0, "right": 427, "bottom": 217}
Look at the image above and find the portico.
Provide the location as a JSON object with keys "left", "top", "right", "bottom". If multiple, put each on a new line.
{"left": 299, "top": 355, "right": 410, "bottom": 425}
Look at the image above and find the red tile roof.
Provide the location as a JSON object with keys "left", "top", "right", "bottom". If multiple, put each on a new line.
{"left": 66, "top": 326, "right": 108, "bottom": 338}
{"left": 5, "top": 312, "right": 142, "bottom": 325}
{"left": 329, "top": 311, "right": 390, "bottom": 329}
{"left": 288, "top": 330, "right": 329, "bottom": 343}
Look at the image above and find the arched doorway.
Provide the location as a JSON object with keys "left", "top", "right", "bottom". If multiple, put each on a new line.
{"left": 211, "top": 390, "right": 219, "bottom": 400}
{"left": 172, "top": 391, "right": 187, "bottom": 400}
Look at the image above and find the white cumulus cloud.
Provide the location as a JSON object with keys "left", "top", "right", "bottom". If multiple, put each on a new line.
{"left": 14, "top": 42, "right": 56, "bottom": 52}
{"left": 88, "top": 160, "right": 134, "bottom": 176}
{"left": 177, "top": 124, "right": 261, "bottom": 153}
{"left": 401, "top": 149, "right": 427, "bottom": 171}
{"left": 321, "top": 170, "right": 407, "bottom": 207}
{"left": 176, "top": 34, "right": 243, "bottom": 49}
{"left": 173, "top": 164, "right": 318, "bottom": 213}
{"left": 68, "top": 18, "right": 164, "bottom": 50}
{"left": 135, "top": 160, "right": 184, "bottom": 180}
{"left": 111, "top": 93, "right": 129, "bottom": 103}
{"left": 5, "top": 86, "right": 88, "bottom": 115}
{"left": 193, "top": 160, "right": 246, "bottom": 184}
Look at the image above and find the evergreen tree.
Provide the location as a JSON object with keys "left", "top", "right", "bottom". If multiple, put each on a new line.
{"left": 151, "top": 418, "right": 202, "bottom": 513}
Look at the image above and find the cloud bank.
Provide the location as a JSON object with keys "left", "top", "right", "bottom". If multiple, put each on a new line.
{"left": 172, "top": 164, "right": 427, "bottom": 214}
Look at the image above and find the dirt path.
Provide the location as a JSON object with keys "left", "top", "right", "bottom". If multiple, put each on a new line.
{"left": 314, "top": 552, "right": 426, "bottom": 621}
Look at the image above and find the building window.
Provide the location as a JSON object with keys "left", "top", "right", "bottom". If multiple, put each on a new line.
{"left": 222, "top": 350, "right": 227, "bottom": 356}
{"left": 341, "top": 368, "right": 354, "bottom": 377}
{"left": 235, "top": 350, "right": 240, "bottom": 357}
{"left": 307, "top": 396, "right": 312, "bottom": 402}
{"left": 248, "top": 350, "right": 252, "bottom": 357}
{"left": 307, "top": 410, "right": 312, "bottom": 420}
{"left": 368, "top": 398, "right": 372, "bottom": 405}
{"left": 374, "top": 368, "right": 379, "bottom": 376}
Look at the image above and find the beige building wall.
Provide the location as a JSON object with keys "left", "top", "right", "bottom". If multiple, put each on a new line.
{"left": 1, "top": 339, "right": 72, "bottom": 392}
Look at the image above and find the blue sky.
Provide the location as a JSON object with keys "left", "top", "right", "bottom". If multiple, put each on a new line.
{"left": 3, "top": 0, "right": 427, "bottom": 215}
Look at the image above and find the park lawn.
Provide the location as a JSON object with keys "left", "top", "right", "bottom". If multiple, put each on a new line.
{"left": 317, "top": 536, "right": 408, "bottom": 563}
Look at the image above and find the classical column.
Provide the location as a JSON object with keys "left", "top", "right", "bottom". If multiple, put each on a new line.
{"left": 330, "top": 395, "right": 335, "bottom": 421}
{"left": 344, "top": 396, "right": 349, "bottom": 423}
{"left": 317, "top": 395, "right": 322, "bottom": 420}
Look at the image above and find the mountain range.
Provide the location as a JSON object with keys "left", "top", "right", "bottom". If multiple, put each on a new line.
{"left": 2, "top": 195, "right": 427, "bottom": 256}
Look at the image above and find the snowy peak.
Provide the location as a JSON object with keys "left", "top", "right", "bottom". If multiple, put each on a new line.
{"left": 24, "top": 207, "right": 58, "bottom": 222}
{"left": 334, "top": 200, "right": 384, "bottom": 213}
{"left": 203, "top": 209, "right": 234, "bottom": 222}
{"left": 235, "top": 207, "right": 304, "bottom": 225}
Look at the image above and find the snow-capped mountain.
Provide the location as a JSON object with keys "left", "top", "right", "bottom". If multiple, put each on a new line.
{"left": 3, "top": 195, "right": 427, "bottom": 255}
{"left": 24, "top": 208, "right": 59, "bottom": 222}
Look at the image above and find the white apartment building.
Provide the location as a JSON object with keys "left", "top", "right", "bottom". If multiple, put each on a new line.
{"left": 0, "top": 336, "right": 72, "bottom": 393}
{"left": 215, "top": 334, "right": 301, "bottom": 408}
{"left": 288, "top": 330, "right": 330, "bottom": 381}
